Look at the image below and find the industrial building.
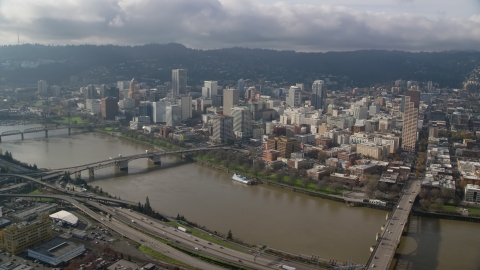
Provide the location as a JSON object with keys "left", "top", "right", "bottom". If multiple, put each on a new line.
{"left": 27, "top": 237, "right": 85, "bottom": 266}
{"left": 49, "top": 210, "right": 78, "bottom": 227}
{"left": 0, "top": 215, "right": 52, "bottom": 255}
{"left": 12, "top": 203, "right": 57, "bottom": 221}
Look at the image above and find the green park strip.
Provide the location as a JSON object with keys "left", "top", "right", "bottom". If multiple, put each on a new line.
{"left": 441, "top": 205, "right": 480, "bottom": 216}
{"left": 53, "top": 116, "right": 84, "bottom": 124}
{"left": 138, "top": 245, "right": 193, "bottom": 269}
{"left": 25, "top": 189, "right": 54, "bottom": 201}
{"left": 103, "top": 127, "right": 114, "bottom": 131}
{"left": 166, "top": 221, "right": 245, "bottom": 252}
{"left": 196, "top": 155, "right": 348, "bottom": 196}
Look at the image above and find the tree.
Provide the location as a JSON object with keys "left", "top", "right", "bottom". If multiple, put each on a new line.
{"left": 378, "top": 182, "right": 388, "bottom": 192}
{"left": 330, "top": 182, "right": 343, "bottom": 192}
{"left": 227, "top": 230, "right": 233, "bottom": 240}
{"left": 275, "top": 171, "right": 284, "bottom": 182}
{"left": 317, "top": 180, "right": 327, "bottom": 190}
{"left": 390, "top": 184, "right": 400, "bottom": 193}
{"left": 317, "top": 151, "right": 329, "bottom": 163}
{"left": 3, "top": 164, "right": 9, "bottom": 172}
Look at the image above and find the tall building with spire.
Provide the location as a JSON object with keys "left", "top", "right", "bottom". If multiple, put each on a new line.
{"left": 127, "top": 78, "right": 141, "bottom": 106}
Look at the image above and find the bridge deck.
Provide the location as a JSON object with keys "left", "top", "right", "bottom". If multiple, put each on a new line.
{"left": 367, "top": 180, "right": 420, "bottom": 269}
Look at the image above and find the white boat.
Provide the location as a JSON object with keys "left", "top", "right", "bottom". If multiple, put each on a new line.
{"left": 231, "top": 173, "right": 251, "bottom": 184}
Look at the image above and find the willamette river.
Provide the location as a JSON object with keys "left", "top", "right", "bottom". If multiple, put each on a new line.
{"left": 1, "top": 124, "right": 480, "bottom": 269}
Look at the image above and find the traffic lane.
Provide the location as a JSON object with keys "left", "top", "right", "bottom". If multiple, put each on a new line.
{"left": 71, "top": 201, "right": 224, "bottom": 270}
{"left": 114, "top": 208, "right": 286, "bottom": 270}
{"left": 108, "top": 218, "right": 225, "bottom": 270}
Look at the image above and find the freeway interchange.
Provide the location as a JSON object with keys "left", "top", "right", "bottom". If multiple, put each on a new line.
{"left": 0, "top": 173, "right": 322, "bottom": 270}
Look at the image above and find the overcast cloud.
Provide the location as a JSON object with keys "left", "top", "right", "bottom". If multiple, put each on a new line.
{"left": 0, "top": 0, "right": 479, "bottom": 52}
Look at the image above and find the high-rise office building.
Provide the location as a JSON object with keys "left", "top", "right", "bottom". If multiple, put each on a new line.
{"left": 166, "top": 105, "right": 182, "bottom": 126}
{"left": 127, "top": 78, "right": 141, "bottom": 106}
{"left": 231, "top": 107, "right": 253, "bottom": 139}
{"left": 238, "top": 79, "right": 245, "bottom": 98}
{"left": 401, "top": 90, "right": 420, "bottom": 152}
{"left": 202, "top": 81, "right": 218, "bottom": 98}
{"left": 103, "top": 86, "right": 119, "bottom": 100}
{"left": 139, "top": 101, "right": 153, "bottom": 120}
{"left": 172, "top": 69, "right": 187, "bottom": 96}
{"left": 311, "top": 80, "right": 326, "bottom": 111}
{"left": 85, "top": 85, "right": 96, "bottom": 101}
{"left": 180, "top": 95, "right": 192, "bottom": 121}
{"left": 211, "top": 115, "right": 234, "bottom": 144}
{"left": 286, "top": 86, "right": 302, "bottom": 107}
{"left": 101, "top": 97, "right": 118, "bottom": 120}
{"left": 38, "top": 80, "right": 48, "bottom": 96}
{"left": 223, "top": 89, "right": 239, "bottom": 116}
{"left": 51, "top": 85, "right": 61, "bottom": 97}
{"left": 152, "top": 100, "right": 170, "bottom": 123}
{"left": 353, "top": 105, "right": 368, "bottom": 120}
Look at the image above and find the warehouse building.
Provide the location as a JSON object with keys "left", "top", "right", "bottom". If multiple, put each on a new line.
{"left": 27, "top": 237, "right": 85, "bottom": 266}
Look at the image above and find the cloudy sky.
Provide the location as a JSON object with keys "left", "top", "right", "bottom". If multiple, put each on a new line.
{"left": 0, "top": 0, "right": 479, "bottom": 52}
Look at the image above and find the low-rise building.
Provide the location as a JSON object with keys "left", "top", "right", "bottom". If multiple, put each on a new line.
{"left": 13, "top": 203, "right": 58, "bottom": 221}
{"left": 465, "top": 184, "right": 480, "bottom": 203}
{"left": 27, "top": 237, "right": 85, "bottom": 266}
{"left": 329, "top": 173, "right": 359, "bottom": 186}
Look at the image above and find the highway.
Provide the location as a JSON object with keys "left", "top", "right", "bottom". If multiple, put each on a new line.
{"left": 368, "top": 179, "right": 421, "bottom": 269}
{"left": 93, "top": 202, "right": 321, "bottom": 270}
{"left": 2, "top": 193, "right": 322, "bottom": 270}
{"left": 0, "top": 173, "right": 135, "bottom": 205}
{"left": 0, "top": 193, "right": 224, "bottom": 270}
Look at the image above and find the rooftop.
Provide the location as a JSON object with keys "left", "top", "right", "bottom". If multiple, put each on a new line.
{"left": 28, "top": 237, "right": 84, "bottom": 260}
{"left": 49, "top": 210, "right": 78, "bottom": 225}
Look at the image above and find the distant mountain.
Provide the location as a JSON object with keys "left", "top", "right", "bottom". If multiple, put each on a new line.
{"left": 0, "top": 43, "right": 478, "bottom": 88}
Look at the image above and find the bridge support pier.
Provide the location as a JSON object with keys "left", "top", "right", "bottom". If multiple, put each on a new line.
{"left": 68, "top": 128, "right": 71, "bottom": 135}
{"left": 75, "top": 172, "right": 81, "bottom": 179}
{"left": 45, "top": 130, "right": 48, "bottom": 138}
{"left": 21, "top": 133, "right": 24, "bottom": 140}
{"left": 0, "top": 136, "right": 2, "bottom": 142}
{"left": 148, "top": 155, "right": 161, "bottom": 166}
{"left": 88, "top": 168, "right": 94, "bottom": 179}
{"left": 115, "top": 160, "right": 129, "bottom": 173}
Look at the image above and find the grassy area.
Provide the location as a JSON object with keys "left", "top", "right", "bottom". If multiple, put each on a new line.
{"left": 54, "top": 116, "right": 84, "bottom": 124}
{"left": 138, "top": 245, "right": 193, "bottom": 269}
{"left": 28, "top": 189, "right": 43, "bottom": 195}
{"left": 166, "top": 221, "right": 245, "bottom": 252}
{"left": 34, "top": 100, "right": 43, "bottom": 106}
{"left": 26, "top": 189, "right": 54, "bottom": 201}
{"left": 104, "top": 127, "right": 114, "bottom": 131}
{"left": 197, "top": 155, "right": 347, "bottom": 196}
{"left": 441, "top": 205, "right": 480, "bottom": 216}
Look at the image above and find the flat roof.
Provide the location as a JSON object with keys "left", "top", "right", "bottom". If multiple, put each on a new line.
{"left": 28, "top": 237, "right": 84, "bottom": 259}
{"left": 0, "top": 218, "right": 11, "bottom": 227}
{"left": 13, "top": 203, "right": 57, "bottom": 219}
{"left": 107, "top": 259, "right": 139, "bottom": 270}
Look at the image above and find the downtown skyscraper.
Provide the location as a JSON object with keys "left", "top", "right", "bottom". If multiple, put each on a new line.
{"left": 401, "top": 90, "right": 420, "bottom": 152}
{"left": 312, "top": 80, "right": 326, "bottom": 111}
{"left": 172, "top": 69, "right": 187, "bottom": 97}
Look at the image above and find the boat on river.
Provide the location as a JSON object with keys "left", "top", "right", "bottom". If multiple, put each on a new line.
{"left": 231, "top": 173, "right": 253, "bottom": 185}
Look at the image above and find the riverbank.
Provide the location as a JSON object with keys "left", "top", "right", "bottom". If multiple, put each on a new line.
{"left": 194, "top": 158, "right": 393, "bottom": 211}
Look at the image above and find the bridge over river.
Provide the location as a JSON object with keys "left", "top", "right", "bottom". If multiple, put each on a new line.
{"left": 365, "top": 179, "right": 421, "bottom": 269}
{"left": 29, "top": 145, "right": 226, "bottom": 179}
{"left": 0, "top": 124, "right": 99, "bottom": 142}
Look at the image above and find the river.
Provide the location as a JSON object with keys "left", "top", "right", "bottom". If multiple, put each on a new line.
{"left": 1, "top": 124, "right": 479, "bottom": 269}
